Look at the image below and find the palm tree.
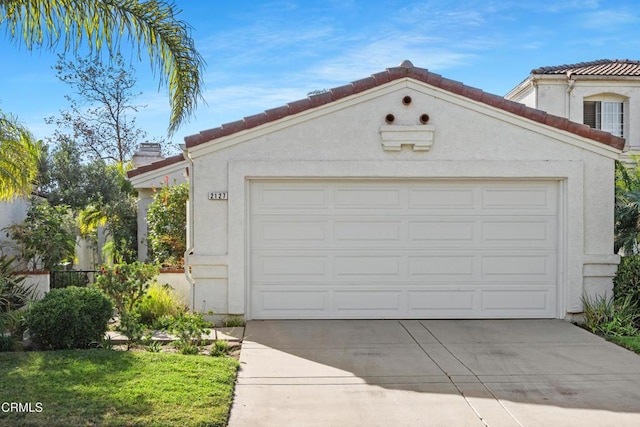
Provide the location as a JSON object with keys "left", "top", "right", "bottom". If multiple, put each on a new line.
{"left": 0, "top": 0, "right": 205, "bottom": 200}
{"left": 0, "top": 0, "right": 205, "bottom": 135}
{"left": 0, "top": 110, "right": 40, "bottom": 201}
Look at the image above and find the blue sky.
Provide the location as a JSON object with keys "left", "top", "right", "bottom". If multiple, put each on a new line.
{"left": 1, "top": 0, "right": 640, "bottom": 150}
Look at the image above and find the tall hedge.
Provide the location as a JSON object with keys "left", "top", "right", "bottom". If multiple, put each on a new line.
{"left": 613, "top": 255, "right": 640, "bottom": 303}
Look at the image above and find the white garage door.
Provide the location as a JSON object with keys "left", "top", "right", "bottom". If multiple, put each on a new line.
{"left": 249, "top": 180, "right": 559, "bottom": 319}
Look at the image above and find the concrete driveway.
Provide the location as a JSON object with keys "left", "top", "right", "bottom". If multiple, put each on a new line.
{"left": 228, "top": 320, "right": 640, "bottom": 426}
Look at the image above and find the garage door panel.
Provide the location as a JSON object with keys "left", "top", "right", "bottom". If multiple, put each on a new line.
{"left": 482, "top": 186, "right": 556, "bottom": 212}
{"left": 409, "top": 188, "right": 476, "bottom": 208}
{"left": 258, "top": 221, "right": 328, "bottom": 242}
{"left": 481, "top": 219, "right": 555, "bottom": 245}
{"left": 258, "top": 255, "right": 328, "bottom": 279}
{"left": 409, "top": 221, "right": 475, "bottom": 241}
{"left": 334, "top": 256, "right": 402, "bottom": 277}
{"left": 482, "top": 255, "right": 555, "bottom": 280}
{"left": 334, "top": 221, "right": 402, "bottom": 241}
{"left": 335, "top": 188, "right": 402, "bottom": 208}
{"left": 481, "top": 289, "right": 552, "bottom": 311}
{"left": 334, "top": 291, "right": 402, "bottom": 312}
{"left": 257, "top": 187, "right": 328, "bottom": 209}
{"left": 250, "top": 180, "right": 559, "bottom": 319}
{"left": 253, "top": 216, "right": 555, "bottom": 249}
{"left": 408, "top": 256, "right": 476, "bottom": 277}
{"left": 252, "top": 288, "right": 557, "bottom": 319}
{"left": 257, "top": 290, "right": 328, "bottom": 312}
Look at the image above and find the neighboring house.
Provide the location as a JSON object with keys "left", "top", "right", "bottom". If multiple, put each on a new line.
{"left": 505, "top": 59, "right": 640, "bottom": 155}
{"left": 128, "top": 143, "right": 187, "bottom": 262}
{"left": 128, "top": 60, "right": 623, "bottom": 321}
{"left": 0, "top": 198, "right": 29, "bottom": 260}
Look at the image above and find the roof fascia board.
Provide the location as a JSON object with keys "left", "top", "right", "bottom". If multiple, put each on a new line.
{"left": 129, "top": 160, "right": 187, "bottom": 189}
{"left": 570, "top": 75, "right": 640, "bottom": 85}
{"left": 504, "top": 77, "right": 534, "bottom": 100}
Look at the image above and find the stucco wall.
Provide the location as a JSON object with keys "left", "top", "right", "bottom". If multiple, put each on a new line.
{"left": 157, "top": 271, "right": 190, "bottom": 307}
{"left": 0, "top": 199, "right": 29, "bottom": 259}
{"left": 185, "top": 79, "right": 619, "bottom": 318}
{"left": 22, "top": 273, "right": 50, "bottom": 300}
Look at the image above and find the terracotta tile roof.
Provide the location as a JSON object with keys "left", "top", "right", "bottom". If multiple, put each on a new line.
{"left": 127, "top": 154, "right": 185, "bottom": 179}
{"left": 184, "top": 62, "right": 624, "bottom": 152}
{"left": 531, "top": 59, "right": 640, "bottom": 77}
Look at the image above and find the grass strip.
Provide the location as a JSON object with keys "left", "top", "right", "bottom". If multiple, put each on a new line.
{"left": 0, "top": 349, "right": 238, "bottom": 427}
{"left": 606, "top": 335, "right": 640, "bottom": 353}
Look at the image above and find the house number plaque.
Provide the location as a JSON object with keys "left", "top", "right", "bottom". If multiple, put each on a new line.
{"left": 208, "top": 192, "right": 228, "bottom": 200}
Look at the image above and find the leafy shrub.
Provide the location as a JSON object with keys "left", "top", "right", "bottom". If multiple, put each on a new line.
{"left": 582, "top": 293, "right": 638, "bottom": 337}
{"left": 0, "top": 334, "right": 15, "bottom": 352}
{"left": 0, "top": 255, "right": 35, "bottom": 314}
{"left": 95, "top": 262, "right": 159, "bottom": 316}
{"left": 223, "top": 315, "right": 245, "bottom": 328}
{"left": 0, "top": 255, "right": 35, "bottom": 343}
{"left": 145, "top": 340, "right": 163, "bottom": 353}
{"left": 147, "top": 182, "right": 188, "bottom": 268}
{"left": 25, "top": 286, "right": 113, "bottom": 350}
{"left": 137, "top": 282, "right": 186, "bottom": 326}
{"left": 119, "top": 311, "right": 144, "bottom": 350}
{"left": 94, "top": 262, "right": 159, "bottom": 349}
{"left": 4, "top": 198, "right": 76, "bottom": 271}
{"left": 169, "top": 312, "right": 210, "bottom": 355}
{"left": 613, "top": 255, "right": 640, "bottom": 304}
{"left": 151, "top": 314, "right": 175, "bottom": 331}
{"left": 210, "top": 340, "right": 229, "bottom": 357}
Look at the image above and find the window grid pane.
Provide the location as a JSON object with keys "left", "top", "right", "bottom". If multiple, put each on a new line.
{"left": 600, "top": 101, "right": 624, "bottom": 137}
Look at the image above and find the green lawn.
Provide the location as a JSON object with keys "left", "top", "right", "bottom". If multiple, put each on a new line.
{"left": 607, "top": 335, "right": 640, "bottom": 353}
{"left": 0, "top": 349, "right": 239, "bottom": 427}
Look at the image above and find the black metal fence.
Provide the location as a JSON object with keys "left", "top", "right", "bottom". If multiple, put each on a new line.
{"left": 50, "top": 270, "right": 99, "bottom": 289}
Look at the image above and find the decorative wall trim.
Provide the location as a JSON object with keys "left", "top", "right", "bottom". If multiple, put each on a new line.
{"left": 379, "top": 124, "right": 435, "bottom": 151}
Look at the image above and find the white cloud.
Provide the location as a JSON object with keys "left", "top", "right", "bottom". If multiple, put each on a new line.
{"left": 579, "top": 9, "right": 638, "bottom": 29}
{"left": 306, "top": 33, "right": 477, "bottom": 84}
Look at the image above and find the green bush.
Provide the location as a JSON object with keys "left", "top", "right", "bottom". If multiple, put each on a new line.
{"left": 0, "top": 335, "right": 15, "bottom": 352}
{"left": 169, "top": 312, "right": 210, "bottom": 355}
{"left": 25, "top": 286, "right": 113, "bottom": 350}
{"left": 4, "top": 199, "right": 76, "bottom": 271}
{"left": 613, "top": 255, "right": 640, "bottom": 304}
{"left": 146, "top": 182, "right": 188, "bottom": 268}
{"left": 137, "top": 282, "right": 187, "bottom": 326}
{"left": 582, "top": 293, "right": 638, "bottom": 337}
{"left": 210, "top": 340, "right": 229, "bottom": 357}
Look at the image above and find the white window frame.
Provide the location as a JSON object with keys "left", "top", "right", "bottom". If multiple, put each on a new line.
{"left": 583, "top": 95, "right": 626, "bottom": 138}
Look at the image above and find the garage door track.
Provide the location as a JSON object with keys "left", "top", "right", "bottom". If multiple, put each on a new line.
{"left": 228, "top": 320, "right": 640, "bottom": 426}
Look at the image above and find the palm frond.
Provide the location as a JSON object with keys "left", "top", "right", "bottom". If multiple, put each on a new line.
{"left": 0, "top": 0, "right": 205, "bottom": 134}
{"left": 78, "top": 204, "right": 108, "bottom": 236}
{"left": 0, "top": 110, "right": 40, "bottom": 201}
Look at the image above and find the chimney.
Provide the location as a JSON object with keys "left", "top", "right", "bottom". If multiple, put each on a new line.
{"left": 132, "top": 143, "right": 164, "bottom": 168}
